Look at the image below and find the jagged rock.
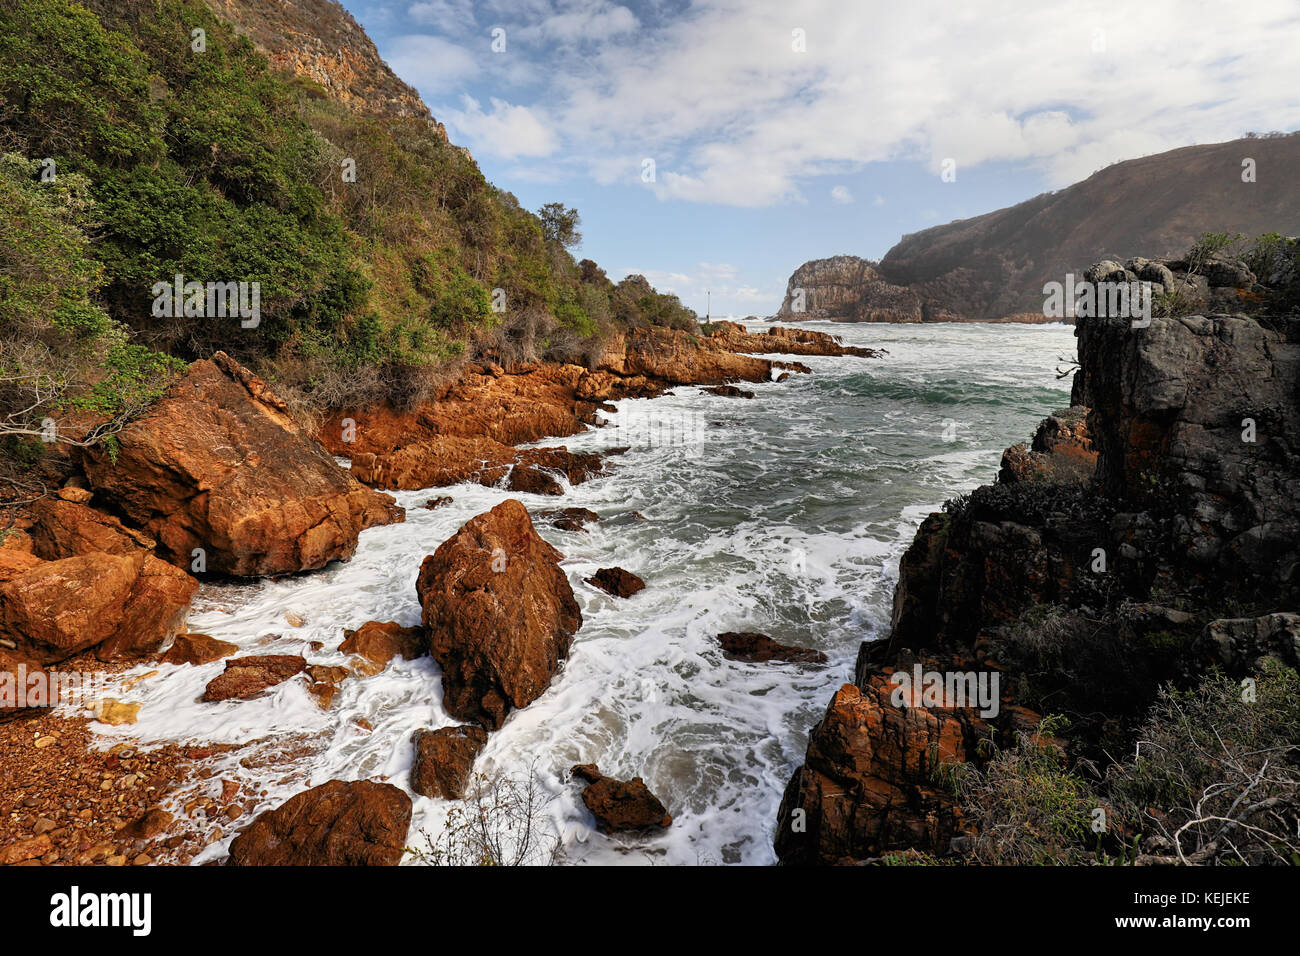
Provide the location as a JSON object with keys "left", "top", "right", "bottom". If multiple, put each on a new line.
{"left": 160, "top": 633, "right": 238, "bottom": 667}
{"left": 716, "top": 631, "right": 827, "bottom": 664}
{"left": 27, "top": 498, "right": 156, "bottom": 560}
{"left": 586, "top": 567, "right": 645, "bottom": 598}
{"left": 80, "top": 352, "right": 402, "bottom": 577}
{"left": 227, "top": 779, "right": 411, "bottom": 866}
{"left": 202, "top": 654, "right": 306, "bottom": 702}
{"left": 416, "top": 500, "right": 581, "bottom": 729}
{"left": 997, "top": 406, "right": 1096, "bottom": 485}
{"left": 1075, "top": 314, "right": 1300, "bottom": 596}
{"left": 775, "top": 673, "right": 1036, "bottom": 864}
{"left": 571, "top": 764, "right": 672, "bottom": 831}
{"left": 706, "top": 323, "right": 882, "bottom": 358}
{"left": 410, "top": 725, "right": 489, "bottom": 799}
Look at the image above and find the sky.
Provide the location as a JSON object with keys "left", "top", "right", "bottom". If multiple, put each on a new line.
{"left": 339, "top": 0, "right": 1300, "bottom": 317}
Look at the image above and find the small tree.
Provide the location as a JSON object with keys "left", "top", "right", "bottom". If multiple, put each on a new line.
{"left": 537, "top": 202, "right": 582, "bottom": 248}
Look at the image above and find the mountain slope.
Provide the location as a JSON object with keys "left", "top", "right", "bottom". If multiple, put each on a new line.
{"left": 777, "top": 133, "right": 1300, "bottom": 321}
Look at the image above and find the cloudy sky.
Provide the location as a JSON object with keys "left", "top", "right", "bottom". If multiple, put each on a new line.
{"left": 341, "top": 0, "right": 1300, "bottom": 316}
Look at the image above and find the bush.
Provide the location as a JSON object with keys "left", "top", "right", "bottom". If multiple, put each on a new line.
{"left": 1107, "top": 662, "right": 1300, "bottom": 865}
{"left": 406, "top": 767, "right": 561, "bottom": 866}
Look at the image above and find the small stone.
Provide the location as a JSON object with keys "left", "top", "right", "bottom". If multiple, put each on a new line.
{"left": 34, "top": 736, "right": 57, "bottom": 749}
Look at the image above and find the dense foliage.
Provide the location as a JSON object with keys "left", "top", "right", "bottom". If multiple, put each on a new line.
{"left": 0, "top": 0, "right": 697, "bottom": 435}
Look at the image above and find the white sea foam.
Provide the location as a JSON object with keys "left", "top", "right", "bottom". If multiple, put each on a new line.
{"left": 81, "top": 321, "right": 1075, "bottom": 866}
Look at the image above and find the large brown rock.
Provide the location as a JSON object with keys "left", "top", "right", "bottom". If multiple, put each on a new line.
{"left": 571, "top": 764, "right": 672, "bottom": 831}
{"left": 227, "top": 779, "right": 411, "bottom": 866}
{"left": 202, "top": 654, "right": 306, "bottom": 702}
{"left": 80, "top": 352, "right": 401, "bottom": 577}
{"left": 0, "top": 550, "right": 197, "bottom": 663}
{"left": 416, "top": 499, "right": 581, "bottom": 729}
{"left": 410, "top": 725, "right": 489, "bottom": 799}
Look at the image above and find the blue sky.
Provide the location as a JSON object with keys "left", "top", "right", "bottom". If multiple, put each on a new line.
{"left": 339, "top": 0, "right": 1300, "bottom": 317}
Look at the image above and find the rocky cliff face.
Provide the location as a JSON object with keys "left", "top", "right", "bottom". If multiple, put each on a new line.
{"left": 776, "top": 134, "right": 1300, "bottom": 321}
{"left": 203, "top": 0, "right": 443, "bottom": 132}
{"left": 775, "top": 270, "right": 1300, "bottom": 862}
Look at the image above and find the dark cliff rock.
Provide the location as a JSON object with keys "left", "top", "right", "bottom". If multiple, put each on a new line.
{"left": 776, "top": 287, "right": 1300, "bottom": 863}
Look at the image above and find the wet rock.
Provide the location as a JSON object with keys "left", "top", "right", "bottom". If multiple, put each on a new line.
{"left": 227, "top": 779, "right": 411, "bottom": 866}
{"left": 423, "top": 496, "right": 453, "bottom": 510}
{"left": 716, "top": 631, "right": 827, "bottom": 664}
{"left": 586, "top": 567, "right": 645, "bottom": 598}
{"left": 202, "top": 654, "right": 306, "bottom": 702}
{"left": 535, "top": 507, "right": 600, "bottom": 532}
{"left": 701, "top": 385, "right": 755, "bottom": 399}
{"left": 416, "top": 500, "right": 581, "bottom": 729}
{"left": 159, "top": 633, "right": 238, "bottom": 667}
{"left": 570, "top": 764, "right": 672, "bottom": 831}
{"left": 339, "top": 621, "right": 423, "bottom": 674}
{"left": 80, "top": 352, "right": 401, "bottom": 577}
{"left": 95, "top": 699, "right": 141, "bottom": 725}
{"left": 410, "top": 725, "right": 489, "bottom": 799}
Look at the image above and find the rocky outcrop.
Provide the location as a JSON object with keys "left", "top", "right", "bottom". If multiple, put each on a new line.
{"left": 775, "top": 669, "right": 1036, "bottom": 864}
{"left": 571, "top": 764, "right": 672, "bottom": 831}
{"left": 410, "top": 725, "right": 489, "bottom": 799}
{"left": 80, "top": 352, "right": 401, "bottom": 577}
{"left": 997, "top": 406, "right": 1096, "bottom": 485}
{"left": 27, "top": 498, "right": 156, "bottom": 560}
{"left": 586, "top": 567, "right": 645, "bottom": 598}
{"left": 775, "top": 256, "right": 934, "bottom": 323}
{"left": 706, "top": 322, "right": 883, "bottom": 358}
{"left": 416, "top": 500, "right": 581, "bottom": 730}
{"left": 716, "top": 631, "right": 828, "bottom": 664}
{"left": 204, "top": 0, "right": 441, "bottom": 128}
{"left": 1074, "top": 314, "right": 1300, "bottom": 599}
{"left": 0, "top": 549, "right": 197, "bottom": 663}
{"left": 227, "top": 779, "right": 411, "bottom": 866}
{"left": 202, "top": 654, "right": 306, "bottom": 702}
{"left": 351, "top": 436, "right": 607, "bottom": 494}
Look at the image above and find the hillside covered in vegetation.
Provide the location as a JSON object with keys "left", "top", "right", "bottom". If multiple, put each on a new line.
{"left": 0, "top": 0, "right": 697, "bottom": 467}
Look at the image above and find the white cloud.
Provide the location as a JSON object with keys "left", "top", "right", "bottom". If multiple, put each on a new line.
{"left": 407, "top": 0, "right": 477, "bottom": 34}
{"left": 380, "top": 0, "right": 1300, "bottom": 207}
{"left": 441, "top": 96, "right": 557, "bottom": 159}
{"left": 830, "top": 185, "right": 854, "bottom": 204}
{"left": 384, "top": 33, "right": 480, "bottom": 89}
